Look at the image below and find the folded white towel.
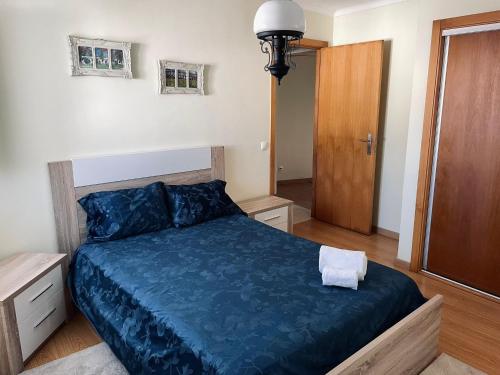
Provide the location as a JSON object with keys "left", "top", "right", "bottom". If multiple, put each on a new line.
{"left": 322, "top": 267, "right": 358, "bottom": 290}
{"left": 319, "top": 246, "right": 368, "bottom": 281}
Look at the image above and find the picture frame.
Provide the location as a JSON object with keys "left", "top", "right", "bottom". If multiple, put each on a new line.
{"left": 69, "top": 36, "right": 132, "bottom": 79}
{"left": 158, "top": 60, "right": 204, "bottom": 95}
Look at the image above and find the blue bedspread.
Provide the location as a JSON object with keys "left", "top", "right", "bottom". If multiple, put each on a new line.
{"left": 69, "top": 214, "right": 425, "bottom": 375}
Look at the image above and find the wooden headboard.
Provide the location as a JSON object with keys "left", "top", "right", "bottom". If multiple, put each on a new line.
{"left": 49, "top": 146, "right": 224, "bottom": 261}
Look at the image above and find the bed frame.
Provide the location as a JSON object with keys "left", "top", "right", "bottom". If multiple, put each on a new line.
{"left": 48, "top": 145, "right": 442, "bottom": 375}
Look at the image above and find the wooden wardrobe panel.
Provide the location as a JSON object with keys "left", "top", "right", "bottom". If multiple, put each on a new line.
{"left": 427, "top": 30, "right": 500, "bottom": 296}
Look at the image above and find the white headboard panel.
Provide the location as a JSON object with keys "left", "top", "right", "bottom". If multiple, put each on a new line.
{"left": 72, "top": 147, "right": 212, "bottom": 187}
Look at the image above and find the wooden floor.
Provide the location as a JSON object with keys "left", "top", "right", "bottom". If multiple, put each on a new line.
{"left": 25, "top": 219, "right": 500, "bottom": 374}
{"left": 277, "top": 179, "right": 312, "bottom": 209}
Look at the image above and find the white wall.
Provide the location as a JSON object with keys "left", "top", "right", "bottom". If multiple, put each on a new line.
{"left": 398, "top": 0, "right": 500, "bottom": 262}
{"left": 304, "top": 10, "right": 334, "bottom": 43}
{"left": 332, "top": 0, "right": 419, "bottom": 233}
{"left": 276, "top": 55, "right": 316, "bottom": 181}
{"left": 0, "top": 0, "right": 333, "bottom": 260}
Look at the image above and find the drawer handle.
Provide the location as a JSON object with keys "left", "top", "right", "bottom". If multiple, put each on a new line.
{"left": 34, "top": 307, "right": 57, "bottom": 329}
{"left": 30, "top": 283, "right": 54, "bottom": 303}
{"left": 264, "top": 214, "right": 281, "bottom": 222}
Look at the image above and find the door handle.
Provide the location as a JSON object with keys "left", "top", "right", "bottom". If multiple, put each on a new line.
{"left": 358, "top": 133, "right": 373, "bottom": 156}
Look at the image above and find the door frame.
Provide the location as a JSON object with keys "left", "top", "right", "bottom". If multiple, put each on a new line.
{"left": 410, "top": 10, "right": 500, "bottom": 273}
{"left": 269, "top": 38, "right": 328, "bottom": 212}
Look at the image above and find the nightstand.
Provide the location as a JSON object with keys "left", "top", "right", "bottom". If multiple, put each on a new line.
{"left": 238, "top": 195, "right": 293, "bottom": 233}
{"left": 0, "top": 253, "right": 68, "bottom": 375}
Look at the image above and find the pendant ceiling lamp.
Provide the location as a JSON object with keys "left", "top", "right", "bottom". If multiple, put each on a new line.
{"left": 254, "top": 0, "right": 306, "bottom": 84}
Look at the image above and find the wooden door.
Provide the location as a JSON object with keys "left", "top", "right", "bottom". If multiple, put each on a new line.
{"left": 426, "top": 30, "right": 500, "bottom": 296}
{"left": 314, "top": 41, "right": 383, "bottom": 234}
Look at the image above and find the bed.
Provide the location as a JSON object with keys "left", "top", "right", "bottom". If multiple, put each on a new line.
{"left": 49, "top": 146, "right": 442, "bottom": 375}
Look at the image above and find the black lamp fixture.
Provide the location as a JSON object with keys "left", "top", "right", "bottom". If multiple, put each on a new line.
{"left": 254, "top": 0, "right": 306, "bottom": 84}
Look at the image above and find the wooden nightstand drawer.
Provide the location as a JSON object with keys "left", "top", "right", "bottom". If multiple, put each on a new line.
{"left": 254, "top": 206, "right": 288, "bottom": 227}
{"left": 14, "top": 264, "right": 63, "bottom": 323}
{"left": 238, "top": 196, "right": 293, "bottom": 233}
{"left": 17, "top": 289, "right": 66, "bottom": 361}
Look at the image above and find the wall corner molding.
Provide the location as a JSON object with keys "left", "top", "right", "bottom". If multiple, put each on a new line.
{"left": 334, "top": 0, "right": 407, "bottom": 17}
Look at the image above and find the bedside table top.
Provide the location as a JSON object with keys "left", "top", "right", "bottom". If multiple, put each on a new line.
{"left": 0, "top": 253, "right": 66, "bottom": 303}
{"left": 238, "top": 195, "right": 293, "bottom": 216}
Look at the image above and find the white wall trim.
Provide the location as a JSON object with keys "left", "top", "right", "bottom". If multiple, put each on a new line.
{"left": 305, "top": 7, "right": 334, "bottom": 17}
{"left": 335, "top": 0, "right": 407, "bottom": 17}
{"left": 442, "top": 22, "right": 500, "bottom": 36}
{"left": 72, "top": 146, "right": 212, "bottom": 187}
{"left": 296, "top": 3, "right": 336, "bottom": 16}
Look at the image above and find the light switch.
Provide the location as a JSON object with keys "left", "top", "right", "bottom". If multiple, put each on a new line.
{"left": 260, "top": 141, "right": 269, "bottom": 151}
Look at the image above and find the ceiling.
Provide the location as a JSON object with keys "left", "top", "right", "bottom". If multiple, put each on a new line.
{"left": 295, "top": 0, "right": 404, "bottom": 16}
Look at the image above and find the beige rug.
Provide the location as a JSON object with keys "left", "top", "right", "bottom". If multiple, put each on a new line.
{"left": 21, "top": 343, "right": 128, "bottom": 375}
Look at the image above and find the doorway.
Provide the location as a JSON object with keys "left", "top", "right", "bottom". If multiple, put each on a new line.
{"left": 270, "top": 39, "right": 326, "bottom": 225}
{"left": 270, "top": 39, "right": 384, "bottom": 234}
{"left": 274, "top": 46, "right": 318, "bottom": 224}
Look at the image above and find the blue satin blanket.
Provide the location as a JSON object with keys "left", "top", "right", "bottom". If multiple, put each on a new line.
{"left": 69, "top": 214, "right": 425, "bottom": 375}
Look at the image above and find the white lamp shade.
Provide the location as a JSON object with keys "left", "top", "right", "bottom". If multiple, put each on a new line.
{"left": 253, "top": 0, "right": 306, "bottom": 35}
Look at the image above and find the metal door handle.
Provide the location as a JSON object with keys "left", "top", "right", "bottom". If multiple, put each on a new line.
{"left": 358, "top": 133, "right": 373, "bottom": 156}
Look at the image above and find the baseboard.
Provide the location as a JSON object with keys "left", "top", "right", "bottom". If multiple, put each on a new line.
{"left": 373, "top": 226, "right": 399, "bottom": 240}
{"left": 394, "top": 258, "right": 410, "bottom": 270}
{"left": 277, "top": 178, "right": 312, "bottom": 185}
{"left": 421, "top": 270, "right": 500, "bottom": 304}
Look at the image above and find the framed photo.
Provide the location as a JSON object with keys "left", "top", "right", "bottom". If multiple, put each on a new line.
{"left": 158, "top": 60, "right": 204, "bottom": 95}
{"left": 69, "top": 36, "right": 132, "bottom": 78}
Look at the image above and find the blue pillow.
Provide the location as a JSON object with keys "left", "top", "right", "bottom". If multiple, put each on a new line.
{"left": 164, "top": 180, "right": 244, "bottom": 227}
{"left": 78, "top": 182, "right": 171, "bottom": 242}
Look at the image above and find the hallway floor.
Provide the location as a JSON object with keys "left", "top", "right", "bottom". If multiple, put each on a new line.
{"left": 276, "top": 179, "right": 312, "bottom": 209}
